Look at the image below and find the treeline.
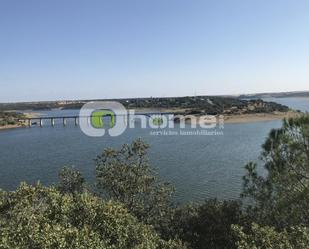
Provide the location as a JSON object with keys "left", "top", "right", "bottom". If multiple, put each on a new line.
{"left": 0, "top": 101, "right": 59, "bottom": 111}
{"left": 0, "top": 115, "right": 308, "bottom": 248}
{"left": 0, "top": 96, "right": 289, "bottom": 115}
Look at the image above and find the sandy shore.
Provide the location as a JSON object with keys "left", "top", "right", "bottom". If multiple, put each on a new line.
{"left": 23, "top": 112, "right": 40, "bottom": 118}
{"left": 134, "top": 108, "right": 301, "bottom": 124}
{"left": 173, "top": 111, "right": 301, "bottom": 125}
{"left": 0, "top": 124, "right": 23, "bottom": 130}
{"left": 222, "top": 111, "right": 300, "bottom": 124}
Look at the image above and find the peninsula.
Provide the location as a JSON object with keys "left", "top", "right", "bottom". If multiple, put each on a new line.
{"left": 0, "top": 94, "right": 302, "bottom": 128}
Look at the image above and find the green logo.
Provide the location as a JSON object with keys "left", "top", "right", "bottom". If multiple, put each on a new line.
{"left": 151, "top": 116, "right": 164, "bottom": 126}
{"left": 91, "top": 110, "right": 115, "bottom": 129}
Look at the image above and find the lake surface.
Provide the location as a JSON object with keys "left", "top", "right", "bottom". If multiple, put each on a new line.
{"left": 0, "top": 97, "right": 308, "bottom": 202}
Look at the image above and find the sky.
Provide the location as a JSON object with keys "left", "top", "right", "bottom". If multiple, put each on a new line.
{"left": 0, "top": 0, "right": 309, "bottom": 102}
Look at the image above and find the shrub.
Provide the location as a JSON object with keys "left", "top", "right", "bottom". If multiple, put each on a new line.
{"left": 0, "top": 183, "right": 186, "bottom": 249}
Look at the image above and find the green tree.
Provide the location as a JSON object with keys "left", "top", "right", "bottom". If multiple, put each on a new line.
{"left": 172, "top": 199, "right": 244, "bottom": 249}
{"left": 233, "top": 223, "right": 309, "bottom": 249}
{"left": 57, "top": 166, "right": 85, "bottom": 194}
{"left": 242, "top": 114, "right": 309, "bottom": 227}
{"left": 0, "top": 183, "right": 186, "bottom": 249}
{"left": 95, "top": 139, "right": 175, "bottom": 236}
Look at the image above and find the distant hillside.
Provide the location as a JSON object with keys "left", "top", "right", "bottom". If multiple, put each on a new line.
{"left": 0, "top": 96, "right": 289, "bottom": 115}
{"left": 239, "top": 91, "right": 309, "bottom": 99}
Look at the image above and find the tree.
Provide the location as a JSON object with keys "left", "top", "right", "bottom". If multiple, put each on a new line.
{"left": 57, "top": 166, "right": 85, "bottom": 194}
{"left": 242, "top": 114, "right": 309, "bottom": 227}
{"left": 95, "top": 139, "right": 175, "bottom": 236}
{"left": 0, "top": 183, "right": 186, "bottom": 249}
{"left": 233, "top": 223, "right": 309, "bottom": 249}
{"left": 172, "top": 199, "right": 244, "bottom": 249}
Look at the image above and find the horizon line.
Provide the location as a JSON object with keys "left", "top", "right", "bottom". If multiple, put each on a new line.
{"left": 1, "top": 90, "right": 309, "bottom": 104}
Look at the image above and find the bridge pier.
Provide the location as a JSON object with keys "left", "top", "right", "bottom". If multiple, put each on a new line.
{"left": 74, "top": 117, "right": 78, "bottom": 126}
{"left": 63, "top": 118, "right": 67, "bottom": 126}
{"left": 51, "top": 118, "right": 55, "bottom": 127}
{"left": 39, "top": 118, "right": 43, "bottom": 127}
{"left": 28, "top": 119, "right": 31, "bottom": 127}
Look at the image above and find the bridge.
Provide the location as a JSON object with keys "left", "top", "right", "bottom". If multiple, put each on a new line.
{"left": 19, "top": 112, "right": 176, "bottom": 127}
{"left": 20, "top": 116, "right": 80, "bottom": 127}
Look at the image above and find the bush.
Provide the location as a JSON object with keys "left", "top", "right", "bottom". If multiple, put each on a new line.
{"left": 242, "top": 114, "right": 309, "bottom": 228}
{"left": 0, "top": 183, "right": 186, "bottom": 249}
{"left": 95, "top": 139, "right": 175, "bottom": 236}
{"left": 233, "top": 223, "right": 309, "bottom": 249}
{"left": 57, "top": 166, "right": 85, "bottom": 194}
{"left": 172, "top": 199, "right": 245, "bottom": 249}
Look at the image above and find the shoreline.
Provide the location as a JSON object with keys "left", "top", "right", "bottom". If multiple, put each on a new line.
{"left": 0, "top": 124, "right": 25, "bottom": 130}
{"left": 173, "top": 111, "right": 301, "bottom": 125}
{"left": 133, "top": 108, "right": 301, "bottom": 124}
{"left": 221, "top": 111, "right": 300, "bottom": 124}
{"left": 0, "top": 110, "right": 302, "bottom": 131}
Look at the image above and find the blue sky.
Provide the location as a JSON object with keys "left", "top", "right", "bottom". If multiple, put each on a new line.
{"left": 1, "top": 0, "right": 309, "bottom": 102}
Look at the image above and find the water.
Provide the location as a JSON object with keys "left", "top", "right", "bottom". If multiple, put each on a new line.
{"left": 262, "top": 97, "right": 309, "bottom": 112}
{"left": 0, "top": 97, "right": 308, "bottom": 202}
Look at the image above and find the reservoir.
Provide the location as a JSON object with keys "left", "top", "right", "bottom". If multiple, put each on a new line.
{"left": 0, "top": 97, "right": 308, "bottom": 202}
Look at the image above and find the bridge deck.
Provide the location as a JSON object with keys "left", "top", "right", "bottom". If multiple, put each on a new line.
{"left": 19, "top": 112, "right": 175, "bottom": 120}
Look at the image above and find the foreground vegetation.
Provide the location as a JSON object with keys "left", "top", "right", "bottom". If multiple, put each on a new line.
{"left": 0, "top": 114, "right": 308, "bottom": 248}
